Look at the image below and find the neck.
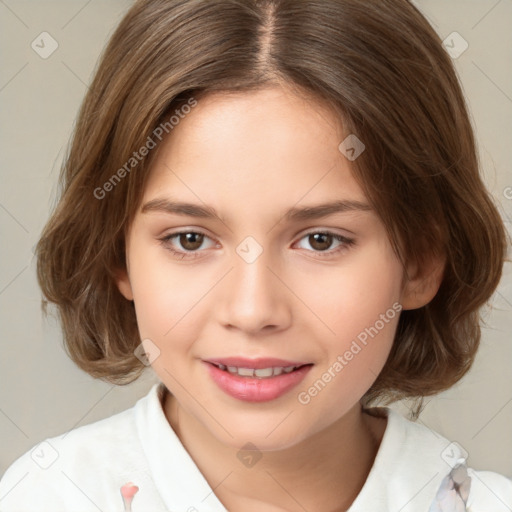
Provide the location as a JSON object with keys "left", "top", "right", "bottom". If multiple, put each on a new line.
{"left": 162, "top": 389, "right": 386, "bottom": 512}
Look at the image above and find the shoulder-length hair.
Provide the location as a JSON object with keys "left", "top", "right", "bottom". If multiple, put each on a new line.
{"left": 36, "top": 0, "right": 508, "bottom": 418}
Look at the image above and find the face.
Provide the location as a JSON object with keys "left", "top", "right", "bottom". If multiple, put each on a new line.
{"left": 117, "top": 85, "right": 433, "bottom": 451}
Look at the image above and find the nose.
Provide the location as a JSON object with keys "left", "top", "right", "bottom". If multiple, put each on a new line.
{"left": 218, "top": 248, "right": 292, "bottom": 335}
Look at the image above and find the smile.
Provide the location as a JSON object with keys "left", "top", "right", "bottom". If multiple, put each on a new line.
{"left": 204, "top": 360, "right": 314, "bottom": 402}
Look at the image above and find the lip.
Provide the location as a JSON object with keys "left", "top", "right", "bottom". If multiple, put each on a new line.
{"left": 203, "top": 359, "right": 313, "bottom": 403}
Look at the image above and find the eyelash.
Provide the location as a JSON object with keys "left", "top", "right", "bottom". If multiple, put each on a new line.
{"left": 159, "top": 229, "right": 355, "bottom": 260}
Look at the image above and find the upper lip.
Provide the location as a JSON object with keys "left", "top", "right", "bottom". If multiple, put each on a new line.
{"left": 204, "top": 357, "right": 312, "bottom": 369}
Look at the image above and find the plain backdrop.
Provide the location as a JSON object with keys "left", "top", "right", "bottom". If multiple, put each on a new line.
{"left": 0, "top": 0, "right": 511, "bottom": 479}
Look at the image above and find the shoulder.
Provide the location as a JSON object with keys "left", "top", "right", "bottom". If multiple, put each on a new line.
{"left": 390, "top": 411, "right": 512, "bottom": 510}
{"left": 360, "top": 407, "right": 512, "bottom": 511}
{"left": 465, "top": 468, "right": 512, "bottom": 511}
{"left": 0, "top": 386, "right": 158, "bottom": 511}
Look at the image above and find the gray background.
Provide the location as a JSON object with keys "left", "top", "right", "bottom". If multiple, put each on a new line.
{"left": 1, "top": 0, "right": 511, "bottom": 479}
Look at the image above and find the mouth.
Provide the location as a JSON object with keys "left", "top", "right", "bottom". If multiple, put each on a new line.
{"left": 203, "top": 358, "right": 314, "bottom": 402}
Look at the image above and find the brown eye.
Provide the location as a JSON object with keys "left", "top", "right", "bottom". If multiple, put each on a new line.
{"left": 308, "top": 233, "right": 333, "bottom": 251}
{"left": 159, "top": 231, "right": 215, "bottom": 259}
{"left": 295, "top": 230, "right": 355, "bottom": 258}
{"left": 178, "top": 232, "right": 204, "bottom": 251}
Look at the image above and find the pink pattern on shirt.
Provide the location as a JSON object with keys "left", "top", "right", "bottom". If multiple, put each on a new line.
{"left": 120, "top": 482, "right": 139, "bottom": 512}
{"left": 429, "top": 460, "right": 472, "bottom": 512}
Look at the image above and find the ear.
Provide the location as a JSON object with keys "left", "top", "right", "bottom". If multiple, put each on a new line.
{"left": 400, "top": 252, "right": 445, "bottom": 310}
{"left": 114, "top": 267, "right": 134, "bottom": 301}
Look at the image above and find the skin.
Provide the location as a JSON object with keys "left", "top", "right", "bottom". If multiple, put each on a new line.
{"left": 116, "top": 84, "right": 444, "bottom": 511}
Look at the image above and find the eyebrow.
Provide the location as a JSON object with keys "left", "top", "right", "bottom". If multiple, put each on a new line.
{"left": 141, "top": 197, "right": 372, "bottom": 222}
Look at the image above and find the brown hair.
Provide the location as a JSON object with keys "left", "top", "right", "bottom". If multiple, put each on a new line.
{"left": 36, "top": 0, "right": 508, "bottom": 418}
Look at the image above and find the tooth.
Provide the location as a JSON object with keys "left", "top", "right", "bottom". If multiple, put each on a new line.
{"left": 218, "top": 364, "right": 226, "bottom": 370}
{"left": 255, "top": 368, "right": 273, "bottom": 378}
{"left": 283, "top": 366, "right": 295, "bottom": 373}
{"left": 273, "top": 367, "right": 283, "bottom": 376}
{"left": 237, "top": 367, "right": 255, "bottom": 377}
{"left": 227, "top": 366, "right": 238, "bottom": 373}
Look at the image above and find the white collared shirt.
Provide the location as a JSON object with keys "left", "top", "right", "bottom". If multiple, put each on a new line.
{"left": 1, "top": 383, "right": 511, "bottom": 511}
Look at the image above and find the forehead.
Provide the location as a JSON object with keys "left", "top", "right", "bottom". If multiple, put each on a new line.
{"left": 141, "top": 86, "right": 369, "bottom": 222}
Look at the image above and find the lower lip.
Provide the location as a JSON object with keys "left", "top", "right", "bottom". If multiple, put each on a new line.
{"left": 204, "top": 362, "right": 313, "bottom": 402}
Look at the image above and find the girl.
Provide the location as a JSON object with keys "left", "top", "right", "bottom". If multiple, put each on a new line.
{"left": 0, "top": 0, "right": 510, "bottom": 510}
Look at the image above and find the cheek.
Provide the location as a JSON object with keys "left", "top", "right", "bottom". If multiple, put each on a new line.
{"left": 301, "top": 239, "right": 403, "bottom": 343}
{"left": 128, "top": 244, "right": 207, "bottom": 347}
{"left": 295, "top": 240, "right": 402, "bottom": 400}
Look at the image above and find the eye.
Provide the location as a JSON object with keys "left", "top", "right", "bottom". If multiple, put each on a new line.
{"left": 159, "top": 230, "right": 216, "bottom": 260}
{"left": 295, "top": 230, "right": 355, "bottom": 257}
